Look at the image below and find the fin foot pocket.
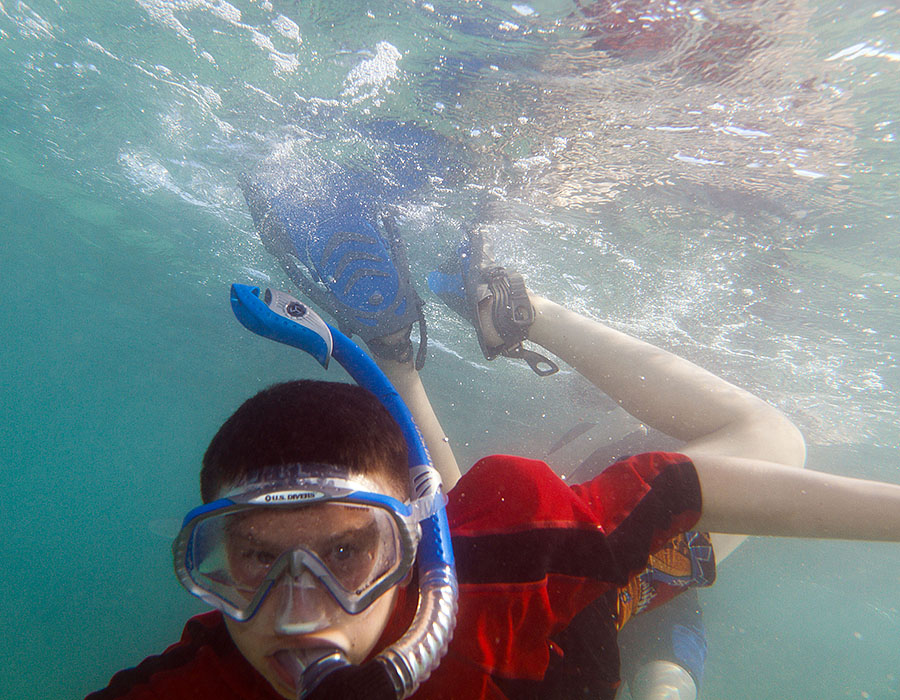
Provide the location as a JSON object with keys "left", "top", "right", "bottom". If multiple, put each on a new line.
{"left": 429, "top": 231, "right": 558, "bottom": 376}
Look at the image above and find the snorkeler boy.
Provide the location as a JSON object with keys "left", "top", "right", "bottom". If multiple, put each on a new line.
{"left": 90, "top": 230, "right": 900, "bottom": 700}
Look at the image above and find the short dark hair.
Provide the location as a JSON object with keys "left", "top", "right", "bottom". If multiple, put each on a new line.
{"left": 200, "top": 380, "right": 410, "bottom": 502}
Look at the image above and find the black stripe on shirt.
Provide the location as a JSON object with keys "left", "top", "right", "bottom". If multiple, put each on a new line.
{"left": 453, "top": 460, "right": 700, "bottom": 586}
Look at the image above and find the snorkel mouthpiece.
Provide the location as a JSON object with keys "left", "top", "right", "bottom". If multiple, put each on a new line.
{"left": 275, "top": 647, "right": 349, "bottom": 699}
{"left": 229, "top": 284, "right": 458, "bottom": 700}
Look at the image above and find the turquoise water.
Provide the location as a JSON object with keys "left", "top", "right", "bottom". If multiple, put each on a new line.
{"left": 1, "top": 1, "right": 898, "bottom": 698}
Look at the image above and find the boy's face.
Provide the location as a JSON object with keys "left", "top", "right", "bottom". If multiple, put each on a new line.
{"left": 221, "top": 473, "right": 406, "bottom": 699}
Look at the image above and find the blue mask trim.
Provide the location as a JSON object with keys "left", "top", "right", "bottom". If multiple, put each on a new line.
{"left": 180, "top": 498, "right": 233, "bottom": 528}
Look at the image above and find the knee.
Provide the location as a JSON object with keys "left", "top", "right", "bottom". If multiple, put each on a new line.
{"left": 629, "top": 660, "right": 697, "bottom": 700}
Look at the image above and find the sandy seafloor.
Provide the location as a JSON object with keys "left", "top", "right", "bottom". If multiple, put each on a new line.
{"left": 1, "top": 1, "right": 898, "bottom": 698}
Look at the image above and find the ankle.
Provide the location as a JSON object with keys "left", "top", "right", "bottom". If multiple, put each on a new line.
{"left": 367, "top": 326, "right": 414, "bottom": 364}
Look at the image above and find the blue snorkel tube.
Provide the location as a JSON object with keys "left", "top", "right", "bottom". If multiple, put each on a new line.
{"left": 230, "top": 284, "right": 458, "bottom": 700}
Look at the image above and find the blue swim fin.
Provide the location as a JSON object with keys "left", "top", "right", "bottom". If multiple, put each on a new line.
{"left": 239, "top": 172, "right": 428, "bottom": 368}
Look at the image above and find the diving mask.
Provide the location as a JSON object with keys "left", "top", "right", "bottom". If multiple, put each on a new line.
{"left": 173, "top": 466, "right": 436, "bottom": 633}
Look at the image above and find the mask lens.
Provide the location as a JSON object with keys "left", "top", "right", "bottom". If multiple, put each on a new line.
{"left": 312, "top": 504, "right": 400, "bottom": 594}
{"left": 183, "top": 500, "right": 407, "bottom": 619}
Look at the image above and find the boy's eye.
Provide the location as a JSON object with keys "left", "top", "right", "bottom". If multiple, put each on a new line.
{"left": 328, "top": 541, "right": 363, "bottom": 563}
{"left": 323, "top": 539, "right": 376, "bottom": 585}
{"left": 227, "top": 544, "right": 281, "bottom": 590}
{"left": 254, "top": 549, "right": 278, "bottom": 565}
{"left": 241, "top": 547, "right": 278, "bottom": 568}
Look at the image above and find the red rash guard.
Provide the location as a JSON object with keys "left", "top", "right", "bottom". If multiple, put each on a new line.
{"left": 89, "top": 452, "right": 705, "bottom": 700}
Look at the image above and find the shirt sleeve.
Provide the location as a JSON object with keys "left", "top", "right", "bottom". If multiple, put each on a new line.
{"left": 424, "top": 452, "right": 703, "bottom": 687}
{"left": 569, "top": 451, "right": 703, "bottom": 583}
{"left": 84, "top": 612, "right": 275, "bottom": 700}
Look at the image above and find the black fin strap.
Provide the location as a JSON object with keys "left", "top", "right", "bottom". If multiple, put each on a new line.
{"left": 486, "top": 267, "right": 530, "bottom": 348}
{"left": 500, "top": 269, "right": 536, "bottom": 334}
{"left": 486, "top": 268, "right": 559, "bottom": 376}
{"left": 505, "top": 345, "right": 560, "bottom": 376}
{"left": 367, "top": 327, "right": 415, "bottom": 364}
{"left": 414, "top": 314, "right": 428, "bottom": 371}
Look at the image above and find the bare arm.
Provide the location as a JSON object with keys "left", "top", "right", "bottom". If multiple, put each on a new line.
{"left": 689, "top": 455, "right": 900, "bottom": 539}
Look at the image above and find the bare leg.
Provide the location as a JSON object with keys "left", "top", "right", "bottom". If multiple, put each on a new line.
{"left": 525, "top": 295, "right": 788, "bottom": 553}
{"left": 526, "top": 297, "right": 805, "bottom": 469}
{"left": 483, "top": 294, "right": 789, "bottom": 556}
{"left": 376, "top": 353, "right": 462, "bottom": 490}
{"left": 525, "top": 296, "right": 900, "bottom": 541}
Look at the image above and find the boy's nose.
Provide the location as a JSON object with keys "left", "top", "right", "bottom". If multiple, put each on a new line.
{"left": 273, "top": 569, "right": 333, "bottom": 635}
